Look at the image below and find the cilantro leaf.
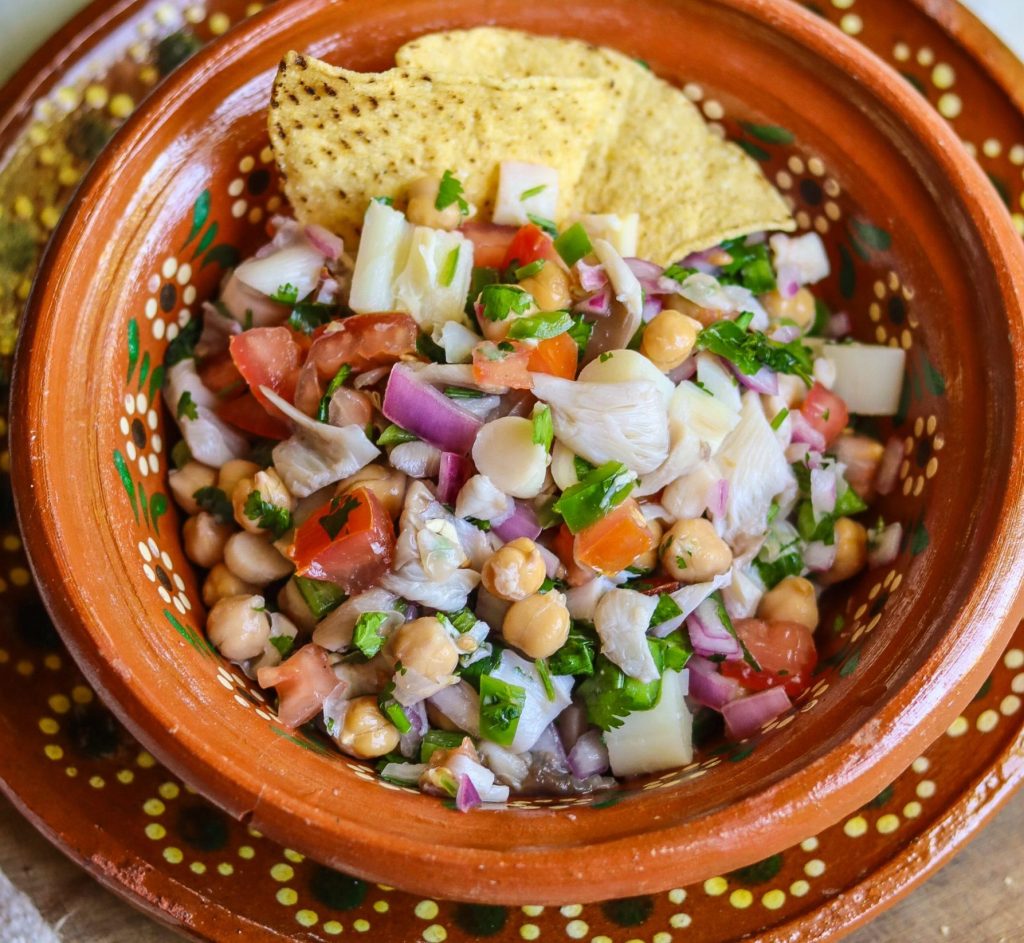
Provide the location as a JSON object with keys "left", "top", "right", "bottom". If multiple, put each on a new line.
{"left": 293, "top": 576, "right": 347, "bottom": 619}
{"left": 243, "top": 489, "right": 293, "bottom": 540}
{"left": 269, "top": 635, "right": 295, "bottom": 658}
{"left": 535, "top": 658, "right": 556, "bottom": 701}
{"left": 316, "top": 364, "right": 352, "bottom": 423}
{"left": 547, "top": 622, "right": 595, "bottom": 677}
{"left": 696, "top": 317, "right": 814, "bottom": 385}
{"left": 478, "top": 674, "right": 526, "bottom": 746}
{"left": 662, "top": 263, "right": 699, "bottom": 283}
{"left": 192, "top": 486, "right": 232, "bottom": 523}
{"left": 320, "top": 495, "right": 360, "bottom": 540}
{"left": 435, "top": 170, "right": 469, "bottom": 215}
{"left": 176, "top": 390, "right": 198, "bottom": 421}
{"left": 478, "top": 284, "right": 532, "bottom": 322}
{"left": 567, "top": 313, "right": 593, "bottom": 355}
{"left": 717, "top": 237, "right": 777, "bottom": 293}
{"left": 352, "top": 611, "right": 391, "bottom": 659}
{"left": 288, "top": 301, "right": 337, "bottom": 335}
{"left": 272, "top": 283, "right": 300, "bottom": 304}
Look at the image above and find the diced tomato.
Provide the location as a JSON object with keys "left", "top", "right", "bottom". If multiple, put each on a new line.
{"left": 527, "top": 332, "right": 578, "bottom": 379}
{"left": 229, "top": 326, "right": 303, "bottom": 421}
{"left": 501, "top": 223, "right": 561, "bottom": 271}
{"left": 256, "top": 644, "right": 342, "bottom": 728}
{"left": 287, "top": 487, "right": 395, "bottom": 594}
{"left": 721, "top": 619, "right": 817, "bottom": 697}
{"left": 471, "top": 341, "right": 533, "bottom": 390}
{"left": 462, "top": 222, "right": 517, "bottom": 269}
{"left": 292, "top": 359, "right": 322, "bottom": 417}
{"left": 551, "top": 523, "right": 595, "bottom": 587}
{"left": 801, "top": 383, "right": 849, "bottom": 448}
{"left": 197, "top": 352, "right": 245, "bottom": 398}
{"left": 306, "top": 313, "right": 418, "bottom": 380}
{"left": 574, "top": 499, "right": 656, "bottom": 576}
{"left": 217, "top": 392, "right": 290, "bottom": 440}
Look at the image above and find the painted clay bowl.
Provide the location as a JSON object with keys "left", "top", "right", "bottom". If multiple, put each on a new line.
{"left": 11, "top": 0, "right": 1024, "bottom": 906}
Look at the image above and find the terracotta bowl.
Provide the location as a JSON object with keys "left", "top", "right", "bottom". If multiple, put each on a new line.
{"left": 12, "top": 0, "right": 1024, "bottom": 906}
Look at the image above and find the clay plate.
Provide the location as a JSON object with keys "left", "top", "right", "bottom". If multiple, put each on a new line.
{"left": 8, "top": 0, "right": 1024, "bottom": 914}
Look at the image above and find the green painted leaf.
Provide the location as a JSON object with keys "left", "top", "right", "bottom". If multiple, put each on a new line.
{"left": 270, "top": 725, "right": 332, "bottom": 756}
{"left": 183, "top": 189, "right": 211, "bottom": 248}
{"left": 126, "top": 319, "right": 140, "bottom": 383}
{"left": 730, "top": 853, "right": 784, "bottom": 884}
{"left": 150, "top": 492, "right": 168, "bottom": 534}
{"left": 973, "top": 675, "right": 993, "bottom": 703}
{"left": 740, "top": 122, "right": 794, "bottom": 145}
{"left": 894, "top": 371, "right": 912, "bottom": 425}
{"left": 850, "top": 234, "right": 870, "bottom": 262}
{"left": 839, "top": 650, "right": 862, "bottom": 677}
{"left": 851, "top": 219, "right": 892, "bottom": 252}
{"left": 911, "top": 519, "right": 930, "bottom": 555}
{"left": 923, "top": 356, "right": 946, "bottom": 395}
{"left": 192, "top": 220, "right": 219, "bottom": 260}
{"left": 839, "top": 244, "right": 856, "bottom": 299}
{"left": 148, "top": 364, "right": 165, "bottom": 401}
{"left": 138, "top": 478, "right": 150, "bottom": 527}
{"left": 201, "top": 243, "right": 241, "bottom": 269}
{"left": 986, "top": 173, "right": 1012, "bottom": 209}
{"left": 164, "top": 609, "right": 213, "bottom": 655}
{"left": 112, "top": 450, "right": 138, "bottom": 521}
{"left": 865, "top": 784, "right": 894, "bottom": 809}
{"left": 900, "top": 71, "right": 927, "bottom": 95}
{"left": 591, "top": 793, "right": 626, "bottom": 810}
{"left": 137, "top": 351, "right": 151, "bottom": 390}
{"left": 729, "top": 743, "right": 756, "bottom": 762}
{"left": 737, "top": 139, "right": 770, "bottom": 162}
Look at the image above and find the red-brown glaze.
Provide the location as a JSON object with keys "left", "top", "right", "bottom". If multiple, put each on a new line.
{"left": 10, "top": 0, "right": 1024, "bottom": 907}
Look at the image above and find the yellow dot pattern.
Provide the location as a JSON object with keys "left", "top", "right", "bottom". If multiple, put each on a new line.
{"left": 844, "top": 816, "right": 868, "bottom": 838}
{"left": 276, "top": 888, "right": 298, "bottom": 906}
{"left": 415, "top": 900, "right": 439, "bottom": 920}
{"left": 296, "top": 910, "right": 318, "bottom": 927}
{"left": 423, "top": 925, "right": 447, "bottom": 942}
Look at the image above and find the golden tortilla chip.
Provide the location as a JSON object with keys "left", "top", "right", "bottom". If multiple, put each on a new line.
{"left": 269, "top": 51, "right": 612, "bottom": 246}
{"left": 397, "top": 28, "right": 795, "bottom": 261}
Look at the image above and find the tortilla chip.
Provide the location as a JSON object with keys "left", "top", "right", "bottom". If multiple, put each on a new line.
{"left": 397, "top": 28, "right": 795, "bottom": 261}
{"left": 269, "top": 51, "right": 612, "bottom": 246}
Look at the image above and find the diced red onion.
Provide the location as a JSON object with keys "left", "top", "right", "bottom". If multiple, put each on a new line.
{"left": 218, "top": 272, "right": 289, "bottom": 327}
{"left": 567, "top": 729, "right": 610, "bottom": 778}
{"left": 492, "top": 500, "right": 542, "bottom": 542}
{"left": 810, "top": 466, "right": 837, "bottom": 518}
{"left": 708, "top": 479, "right": 729, "bottom": 518}
{"left": 722, "top": 687, "right": 792, "bottom": 740}
{"left": 555, "top": 702, "right": 589, "bottom": 750}
{"left": 769, "top": 323, "right": 801, "bottom": 344}
{"left": 196, "top": 301, "right": 241, "bottom": 358}
{"left": 575, "top": 259, "right": 608, "bottom": 292}
{"left": 642, "top": 295, "right": 663, "bottom": 322}
{"left": 428, "top": 682, "right": 480, "bottom": 737}
{"left": 624, "top": 257, "right": 665, "bottom": 294}
{"left": 775, "top": 263, "right": 801, "bottom": 299}
{"left": 437, "top": 452, "right": 474, "bottom": 505}
{"left": 667, "top": 357, "right": 697, "bottom": 383}
{"left": 804, "top": 540, "right": 837, "bottom": 572}
{"left": 382, "top": 364, "right": 482, "bottom": 455}
{"left": 876, "top": 436, "right": 903, "bottom": 496}
{"left": 678, "top": 249, "right": 721, "bottom": 274}
{"left": 790, "top": 409, "right": 827, "bottom": 451}
{"left": 536, "top": 544, "right": 563, "bottom": 580}
{"left": 826, "top": 311, "right": 852, "bottom": 339}
{"left": 731, "top": 362, "right": 779, "bottom": 395}
{"left": 315, "top": 278, "right": 340, "bottom": 304}
{"left": 687, "top": 656, "right": 743, "bottom": 710}
{"left": 574, "top": 286, "right": 612, "bottom": 317}
{"left": 398, "top": 699, "right": 428, "bottom": 759}
{"left": 687, "top": 598, "right": 742, "bottom": 660}
{"left": 456, "top": 773, "right": 482, "bottom": 812}
{"left": 304, "top": 223, "right": 344, "bottom": 261}
{"left": 868, "top": 522, "right": 903, "bottom": 568}
{"left": 533, "top": 724, "right": 569, "bottom": 771}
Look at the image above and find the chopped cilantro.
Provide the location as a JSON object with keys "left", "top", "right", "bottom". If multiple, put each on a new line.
{"left": 770, "top": 407, "right": 790, "bottom": 431}
{"left": 796, "top": 482, "right": 868, "bottom": 544}
{"left": 269, "top": 635, "right": 295, "bottom": 658}
{"left": 465, "top": 517, "right": 491, "bottom": 531}
{"left": 444, "top": 386, "right": 485, "bottom": 399}
{"left": 553, "top": 222, "right": 593, "bottom": 267}
{"left": 696, "top": 317, "right": 814, "bottom": 385}
{"left": 316, "top": 364, "right": 352, "bottom": 423}
{"left": 378, "top": 684, "right": 412, "bottom": 733}
{"left": 373, "top": 195, "right": 394, "bottom": 206}
{"left": 600, "top": 351, "right": 613, "bottom": 363}
{"left": 163, "top": 316, "right": 202, "bottom": 366}
{"left": 192, "top": 486, "right": 232, "bottom": 523}
{"left": 176, "top": 390, "right": 198, "bottom": 421}
{"left": 320, "top": 495, "right": 360, "bottom": 540}
{"left": 272, "top": 283, "right": 300, "bottom": 304}
{"left": 478, "top": 674, "right": 526, "bottom": 746}
{"left": 439, "top": 245, "right": 461, "bottom": 288}
{"left": 650, "top": 594, "right": 683, "bottom": 627}
{"left": 566, "top": 313, "right": 593, "bottom": 355}
{"left": 457, "top": 644, "right": 503, "bottom": 690}
{"left": 507, "top": 310, "right": 574, "bottom": 341}
{"left": 520, "top": 184, "right": 548, "bottom": 201}
{"left": 287, "top": 301, "right": 336, "bottom": 334}
{"left": 717, "top": 237, "right": 777, "bottom": 294}
{"left": 170, "top": 440, "right": 192, "bottom": 470}
{"left": 416, "top": 330, "right": 447, "bottom": 363}
{"left": 547, "top": 623, "right": 596, "bottom": 677}
{"left": 662, "top": 263, "right": 699, "bottom": 283}
{"left": 579, "top": 655, "right": 660, "bottom": 730}
{"left": 513, "top": 259, "right": 546, "bottom": 281}
{"left": 420, "top": 729, "right": 465, "bottom": 763}
{"left": 553, "top": 461, "right": 634, "bottom": 533}
{"left": 435, "top": 170, "right": 469, "bottom": 215}
{"left": 466, "top": 266, "right": 499, "bottom": 319}
{"left": 293, "top": 576, "right": 347, "bottom": 619}
{"left": 377, "top": 424, "right": 419, "bottom": 447}
{"left": 478, "top": 283, "right": 532, "bottom": 322}
{"left": 244, "top": 489, "right": 293, "bottom": 540}
{"left": 527, "top": 213, "right": 558, "bottom": 237}
{"left": 352, "top": 611, "right": 391, "bottom": 659}
{"left": 532, "top": 404, "right": 554, "bottom": 452}
{"left": 535, "top": 658, "right": 556, "bottom": 701}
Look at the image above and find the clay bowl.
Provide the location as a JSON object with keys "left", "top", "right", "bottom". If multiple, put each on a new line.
{"left": 11, "top": 0, "right": 1024, "bottom": 906}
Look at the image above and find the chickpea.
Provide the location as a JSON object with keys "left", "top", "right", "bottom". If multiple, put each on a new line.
{"left": 480, "top": 538, "right": 547, "bottom": 602}
{"left": 277, "top": 577, "right": 318, "bottom": 634}
{"left": 763, "top": 287, "right": 816, "bottom": 330}
{"left": 207, "top": 594, "right": 270, "bottom": 661}
{"left": 519, "top": 262, "right": 571, "bottom": 312}
{"left": 503, "top": 590, "right": 570, "bottom": 659}
{"left": 232, "top": 468, "right": 294, "bottom": 535}
{"left": 168, "top": 461, "right": 216, "bottom": 515}
{"left": 336, "top": 695, "right": 401, "bottom": 759}
{"left": 218, "top": 459, "right": 260, "bottom": 497}
{"left": 631, "top": 518, "right": 663, "bottom": 573}
{"left": 758, "top": 576, "right": 819, "bottom": 631}
{"left": 661, "top": 518, "right": 733, "bottom": 583}
{"left": 183, "top": 512, "right": 234, "bottom": 568}
{"left": 406, "top": 175, "right": 463, "bottom": 230}
{"left": 640, "top": 309, "right": 700, "bottom": 372}
{"left": 820, "top": 517, "right": 868, "bottom": 586}
{"left": 336, "top": 463, "right": 407, "bottom": 518}
{"left": 202, "top": 563, "right": 259, "bottom": 608}
{"left": 390, "top": 617, "right": 460, "bottom": 682}
{"left": 223, "top": 531, "right": 294, "bottom": 586}
{"left": 665, "top": 294, "right": 721, "bottom": 328}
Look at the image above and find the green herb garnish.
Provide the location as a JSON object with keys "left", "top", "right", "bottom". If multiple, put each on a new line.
{"left": 293, "top": 576, "right": 347, "bottom": 619}
{"left": 547, "top": 622, "right": 596, "bottom": 677}
{"left": 662, "top": 263, "right": 699, "bottom": 283}
{"left": 317, "top": 364, "right": 352, "bottom": 423}
{"left": 478, "top": 283, "right": 532, "bottom": 322}
{"left": 770, "top": 407, "right": 790, "bottom": 431}
{"left": 439, "top": 245, "right": 461, "bottom": 288}
{"left": 320, "top": 495, "right": 360, "bottom": 540}
{"left": 176, "top": 390, "right": 198, "bottom": 421}
{"left": 567, "top": 313, "right": 593, "bottom": 355}
{"left": 269, "top": 635, "right": 295, "bottom": 658}
{"left": 352, "top": 611, "right": 391, "bottom": 659}
{"left": 531, "top": 404, "right": 553, "bottom": 453}
{"left": 444, "top": 386, "right": 485, "bottom": 400}
{"left": 478, "top": 674, "right": 526, "bottom": 746}
{"left": 288, "top": 301, "right": 337, "bottom": 334}
{"left": 272, "top": 283, "right": 300, "bottom": 304}
{"left": 192, "top": 486, "right": 232, "bottom": 523}
{"left": 527, "top": 213, "right": 558, "bottom": 237}
{"left": 650, "top": 594, "right": 683, "bottom": 627}
{"left": 535, "top": 658, "right": 556, "bottom": 701}
{"left": 520, "top": 184, "right": 548, "bottom": 201}
{"left": 243, "top": 489, "right": 293, "bottom": 540}
{"left": 552, "top": 222, "right": 593, "bottom": 267}
{"left": 377, "top": 424, "right": 419, "bottom": 447}
{"left": 696, "top": 315, "right": 814, "bottom": 385}
{"left": 420, "top": 729, "right": 465, "bottom": 763}
{"left": 717, "top": 237, "right": 777, "bottom": 294}
{"left": 436, "top": 170, "right": 469, "bottom": 215}
{"left": 552, "top": 461, "right": 634, "bottom": 533}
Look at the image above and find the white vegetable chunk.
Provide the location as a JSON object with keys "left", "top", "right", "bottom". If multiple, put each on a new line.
{"left": 393, "top": 226, "right": 474, "bottom": 331}
{"left": 166, "top": 360, "right": 249, "bottom": 467}
{"left": 657, "top": 572, "right": 733, "bottom": 635}
{"left": 388, "top": 440, "right": 442, "bottom": 479}
{"left": 578, "top": 349, "right": 675, "bottom": 407}
{"left": 576, "top": 213, "right": 639, "bottom": 257}
{"left": 720, "top": 563, "right": 764, "bottom": 620}
{"left": 492, "top": 161, "right": 559, "bottom": 227}
{"left": 662, "top": 461, "right": 721, "bottom": 520}
{"left": 436, "top": 320, "right": 481, "bottom": 364}
{"left": 605, "top": 669, "right": 693, "bottom": 777}
{"left": 565, "top": 576, "right": 616, "bottom": 622}
{"left": 349, "top": 199, "right": 412, "bottom": 314}
{"left": 696, "top": 352, "right": 742, "bottom": 413}
{"left": 455, "top": 474, "right": 514, "bottom": 524}
{"left": 531, "top": 373, "right": 669, "bottom": 475}
{"left": 593, "top": 238, "right": 643, "bottom": 318}
{"left": 313, "top": 588, "right": 402, "bottom": 652}
{"left": 594, "top": 589, "right": 660, "bottom": 683}
{"left": 489, "top": 650, "right": 573, "bottom": 753}
{"left": 820, "top": 342, "right": 906, "bottom": 416}
{"left": 472, "top": 417, "right": 549, "bottom": 499}
{"left": 261, "top": 387, "right": 379, "bottom": 498}
{"left": 549, "top": 442, "right": 582, "bottom": 491}
{"left": 770, "top": 232, "right": 831, "bottom": 286}
{"left": 233, "top": 239, "right": 325, "bottom": 302}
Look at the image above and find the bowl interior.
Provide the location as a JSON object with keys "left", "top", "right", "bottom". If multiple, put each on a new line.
{"left": 14, "top": 0, "right": 1024, "bottom": 905}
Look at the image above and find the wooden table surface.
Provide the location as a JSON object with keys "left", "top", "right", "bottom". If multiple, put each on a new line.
{"left": 1, "top": 784, "right": 1022, "bottom": 942}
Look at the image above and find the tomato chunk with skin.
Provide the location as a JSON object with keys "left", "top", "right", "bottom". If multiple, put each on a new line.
{"left": 501, "top": 223, "right": 562, "bottom": 270}
{"left": 256, "top": 643, "right": 342, "bottom": 728}
{"left": 229, "top": 326, "right": 303, "bottom": 420}
{"left": 551, "top": 522, "right": 595, "bottom": 587}
{"left": 528, "top": 332, "right": 578, "bottom": 379}
{"left": 198, "top": 351, "right": 245, "bottom": 398}
{"left": 462, "top": 222, "right": 517, "bottom": 269}
{"left": 306, "top": 312, "right": 418, "bottom": 381}
{"left": 801, "top": 383, "right": 849, "bottom": 448}
{"left": 287, "top": 487, "right": 395, "bottom": 594}
{"left": 721, "top": 618, "right": 817, "bottom": 697}
{"left": 472, "top": 341, "right": 533, "bottom": 390}
{"left": 574, "top": 499, "right": 655, "bottom": 576}
{"left": 217, "top": 392, "right": 290, "bottom": 440}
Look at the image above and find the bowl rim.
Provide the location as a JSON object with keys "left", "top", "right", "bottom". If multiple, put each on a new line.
{"left": 12, "top": 0, "right": 1024, "bottom": 904}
